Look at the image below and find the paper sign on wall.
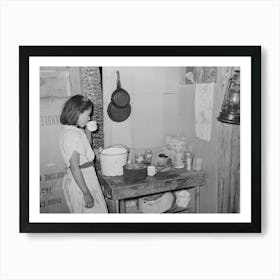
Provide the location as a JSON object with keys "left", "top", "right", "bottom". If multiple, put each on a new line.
{"left": 195, "top": 82, "right": 215, "bottom": 142}
{"left": 40, "top": 70, "right": 71, "bottom": 98}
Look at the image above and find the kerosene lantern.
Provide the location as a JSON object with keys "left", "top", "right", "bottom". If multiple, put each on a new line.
{"left": 218, "top": 70, "right": 240, "bottom": 125}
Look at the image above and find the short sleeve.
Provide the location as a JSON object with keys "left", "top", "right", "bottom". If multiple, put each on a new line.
{"left": 60, "top": 130, "right": 85, "bottom": 166}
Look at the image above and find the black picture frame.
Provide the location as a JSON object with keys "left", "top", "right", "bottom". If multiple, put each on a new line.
{"left": 20, "top": 46, "right": 261, "bottom": 233}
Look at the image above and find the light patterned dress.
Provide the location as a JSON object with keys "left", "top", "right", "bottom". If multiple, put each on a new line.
{"left": 59, "top": 125, "right": 108, "bottom": 213}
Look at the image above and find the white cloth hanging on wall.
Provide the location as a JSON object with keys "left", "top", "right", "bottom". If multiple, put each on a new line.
{"left": 195, "top": 82, "right": 215, "bottom": 142}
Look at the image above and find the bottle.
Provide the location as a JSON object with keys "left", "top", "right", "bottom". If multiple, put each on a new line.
{"left": 185, "top": 152, "right": 193, "bottom": 171}
{"left": 144, "top": 150, "right": 153, "bottom": 165}
{"left": 185, "top": 146, "right": 194, "bottom": 171}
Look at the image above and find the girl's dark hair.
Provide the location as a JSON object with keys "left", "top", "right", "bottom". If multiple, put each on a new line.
{"left": 60, "top": 95, "right": 93, "bottom": 125}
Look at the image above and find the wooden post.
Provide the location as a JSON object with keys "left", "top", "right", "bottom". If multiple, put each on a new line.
{"left": 195, "top": 186, "right": 200, "bottom": 213}
{"left": 115, "top": 200, "right": 120, "bottom": 213}
{"left": 119, "top": 200, "right": 126, "bottom": 213}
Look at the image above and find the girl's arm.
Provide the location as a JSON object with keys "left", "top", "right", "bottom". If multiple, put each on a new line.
{"left": 69, "top": 151, "right": 94, "bottom": 208}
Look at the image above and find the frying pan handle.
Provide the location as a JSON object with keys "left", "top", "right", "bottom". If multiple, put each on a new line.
{"left": 116, "top": 71, "right": 121, "bottom": 88}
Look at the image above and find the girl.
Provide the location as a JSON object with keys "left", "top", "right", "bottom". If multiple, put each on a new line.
{"left": 59, "top": 95, "right": 108, "bottom": 213}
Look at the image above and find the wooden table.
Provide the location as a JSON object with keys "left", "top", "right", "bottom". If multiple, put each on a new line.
{"left": 97, "top": 168, "right": 206, "bottom": 213}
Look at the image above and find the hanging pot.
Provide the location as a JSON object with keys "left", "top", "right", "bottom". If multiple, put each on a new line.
{"left": 107, "top": 102, "right": 131, "bottom": 122}
{"left": 111, "top": 71, "right": 130, "bottom": 108}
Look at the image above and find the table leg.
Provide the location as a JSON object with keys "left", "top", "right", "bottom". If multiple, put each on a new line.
{"left": 115, "top": 200, "right": 119, "bottom": 213}
{"left": 195, "top": 186, "right": 200, "bottom": 213}
{"left": 119, "top": 200, "right": 126, "bottom": 213}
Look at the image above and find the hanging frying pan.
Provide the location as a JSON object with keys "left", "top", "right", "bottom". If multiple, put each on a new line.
{"left": 111, "top": 71, "right": 130, "bottom": 108}
{"left": 107, "top": 102, "right": 131, "bottom": 122}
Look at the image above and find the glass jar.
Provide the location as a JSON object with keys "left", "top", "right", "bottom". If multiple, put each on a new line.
{"left": 135, "top": 153, "right": 144, "bottom": 164}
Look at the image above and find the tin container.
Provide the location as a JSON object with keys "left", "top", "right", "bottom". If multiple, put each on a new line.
{"left": 185, "top": 152, "right": 193, "bottom": 171}
{"left": 123, "top": 163, "right": 147, "bottom": 184}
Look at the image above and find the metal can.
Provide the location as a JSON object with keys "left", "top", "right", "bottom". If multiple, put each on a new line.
{"left": 185, "top": 152, "right": 193, "bottom": 171}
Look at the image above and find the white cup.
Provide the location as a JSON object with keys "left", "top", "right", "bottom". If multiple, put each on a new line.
{"left": 147, "top": 165, "right": 157, "bottom": 176}
{"left": 86, "top": 120, "right": 98, "bottom": 132}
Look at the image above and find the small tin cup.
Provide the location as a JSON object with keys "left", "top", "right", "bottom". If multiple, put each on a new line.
{"left": 147, "top": 165, "right": 157, "bottom": 176}
{"left": 86, "top": 120, "right": 98, "bottom": 132}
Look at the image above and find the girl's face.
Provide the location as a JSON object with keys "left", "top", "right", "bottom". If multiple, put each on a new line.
{"left": 77, "top": 108, "right": 92, "bottom": 128}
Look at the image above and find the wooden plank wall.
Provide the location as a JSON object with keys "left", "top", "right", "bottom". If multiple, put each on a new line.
{"left": 217, "top": 122, "right": 240, "bottom": 213}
